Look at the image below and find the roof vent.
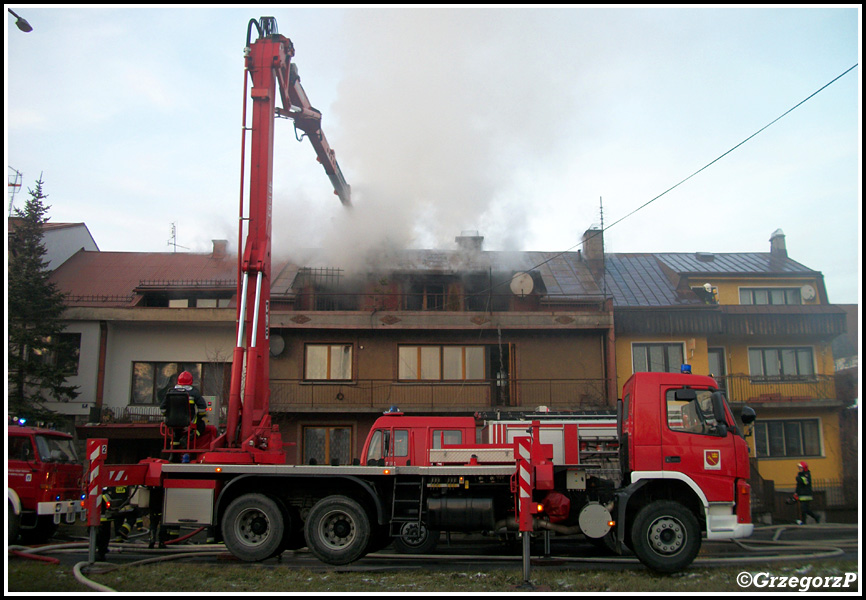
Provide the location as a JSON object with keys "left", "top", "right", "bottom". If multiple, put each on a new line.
{"left": 695, "top": 252, "right": 715, "bottom": 262}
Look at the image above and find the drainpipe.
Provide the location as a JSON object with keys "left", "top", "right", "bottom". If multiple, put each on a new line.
{"left": 92, "top": 321, "right": 108, "bottom": 422}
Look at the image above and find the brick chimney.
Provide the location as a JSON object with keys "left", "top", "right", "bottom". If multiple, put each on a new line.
{"left": 212, "top": 239, "right": 228, "bottom": 258}
{"left": 582, "top": 227, "right": 605, "bottom": 280}
{"left": 582, "top": 227, "right": 604, "bottom": 262}
{"left": 769, "top": 229, "right": 787, "bottom": 258}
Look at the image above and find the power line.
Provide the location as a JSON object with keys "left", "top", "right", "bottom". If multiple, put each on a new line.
{"left": 512, "top": 63, "right": 859, "bottom": 289}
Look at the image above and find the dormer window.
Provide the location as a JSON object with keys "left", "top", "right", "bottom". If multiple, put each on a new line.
{"left": 739, "top": 287, "right": 802, "bottom": 305}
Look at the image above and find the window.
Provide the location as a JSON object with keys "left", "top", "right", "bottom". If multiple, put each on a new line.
{"left": 34, "top": 435, "right": 79, "bottom": 463}
{"left": 131, "top": 362, "right": 229, "bottom": 406}
{"left": 632, "top": 343, "right": 684, "bottom": 373}
{"left": 665, "top": 389, "right": 723, "bottom": 435}
{"left": 304, "top": 426, "right": 352, "bottom": 465}
{"left": 754, "top": 419, "right": 821, "bottom": 458}
{"left": 406, "top": 281, "right": 446, "bottom": 311}
{"left": 748, "top": 347, "right": 814, "bottom": 380}
{"left": 29, "top": 332, "right": 81, "bottom": 376}
{"left": 9, "top": 436, "right": 35, "bottom": 461}
{"left": 305, "top": 344, "right": 353, "bottom": 380}
{"left": 739, "top": 288, "right": 801, "bottom": 305}
{"left": 399, "top": 345, "right": 485, "bottom": 381}
{"left": 431, "top": 430, "right": 462, "bottom": 448}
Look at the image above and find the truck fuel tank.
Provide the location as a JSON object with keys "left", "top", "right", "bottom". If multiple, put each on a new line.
{"left": 427, "top": 497, "right": 495, "bottom": 531}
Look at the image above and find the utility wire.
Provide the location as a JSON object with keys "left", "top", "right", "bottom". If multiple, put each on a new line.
{"left": 502, "top": 62, "right": 859, "bottom": 293}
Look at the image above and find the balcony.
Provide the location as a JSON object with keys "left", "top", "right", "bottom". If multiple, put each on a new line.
{"left": 720, "top": 374, "right": 839, "bottom": 406}
{"left": 269, "top": 378, "right": 611, "bottom": 413}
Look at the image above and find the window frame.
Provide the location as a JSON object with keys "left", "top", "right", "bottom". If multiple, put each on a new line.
{"left": 398, "top": 345, "right": 486, "bottom": 381}
{"left": 303, "top": 425, "right": 353, "bottom": 465}
{"left": 631, "top": 342, "right": 685, "bottom": 374}
{"left": 130, "top": 361, "right": 228, "bottom": 406}
{"left": 747, "top": 346, "right": 815, "bottom": 381}
{"left": 753, "top": 419, "right": 822, "bottom": 458}
{"left": 739, "top": 287, "right": 802, "bottom": 305}
{"left": 304, "top": 343, "right": 354, "bottom": 381}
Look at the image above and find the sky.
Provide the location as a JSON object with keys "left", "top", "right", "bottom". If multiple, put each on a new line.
{"left": 5, "top": 6, "right": 862, "bottom": 303}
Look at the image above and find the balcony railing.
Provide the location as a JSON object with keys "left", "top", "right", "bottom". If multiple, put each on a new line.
{"left": 720, "top": 374, "right": 837, "bottom": 405}
{"left": 269, "top": 378, "right": 611, "bottom": 412}
{"left": 102, "top": 378, "right": 610, "bottom": 422}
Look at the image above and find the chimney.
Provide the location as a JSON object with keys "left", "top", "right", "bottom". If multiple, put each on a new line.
{"left": 769, "top": 229, "right": 787, "bottom": 258}
{"left": 212, "top": 239, "right": 228, "bottom": 258}
{"left": 455, "top": 230, "right": 484, "bottom": 251}
{"left": 582, "top": 228, "right": 604, "bottom": 262}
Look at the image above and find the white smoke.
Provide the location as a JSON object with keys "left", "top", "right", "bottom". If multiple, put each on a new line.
{"left": 276, "top": 7, "right": 600, "bottom": 273}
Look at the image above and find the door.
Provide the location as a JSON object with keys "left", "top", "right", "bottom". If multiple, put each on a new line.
{"left": 9, "top": 434, "right": 38, "bottom": 509}
{"left": 708, "top": 348, "right": 727, "bottom": 394}
{"left": 660, "top": 386, "right": 738, "bottom": 503}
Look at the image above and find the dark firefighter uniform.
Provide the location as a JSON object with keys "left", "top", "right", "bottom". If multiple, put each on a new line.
{"left": 96, "top": 486, "right": 143, "bottom": 560}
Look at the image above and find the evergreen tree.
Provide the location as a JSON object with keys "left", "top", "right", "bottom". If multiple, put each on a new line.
{"left": 8, "top": 178, "right": 79, "bottom": 423}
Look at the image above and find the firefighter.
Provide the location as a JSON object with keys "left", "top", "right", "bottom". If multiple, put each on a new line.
{"left": 96, "top": 486, "right": 142, "bottom": 560}
{"left": 794, "top": 461, "right": 820, "bottom": 524}
{"left": 160, "top": 371, "right": 209, "bottom": 458}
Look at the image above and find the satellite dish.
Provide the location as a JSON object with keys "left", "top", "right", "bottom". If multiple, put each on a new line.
{"left": 270, "top": 334, "right": 286, "bottom": 357}
{"left": 510, "top": 272, "right": 534, "bottom": 297}
{"left": 800, "top": 285, "right": 816, "bottom": 302}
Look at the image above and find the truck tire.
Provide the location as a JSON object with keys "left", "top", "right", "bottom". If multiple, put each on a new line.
{"left": 304, "top": 495, "right": 371, "bottom": 565}
{"left": 21, "top": 516, "right": 58, "bottom": 544}
{"left": 222, "top": 493, "right": 285, "bottom": 562}
{"left": 392, "top": 521, "right": 439, "bottom": 554}
{"left": 630, "top": 500, "right": 700, "bottom": 573}
{"left": 8, "top": 501, "right": 21, "bottom": 545}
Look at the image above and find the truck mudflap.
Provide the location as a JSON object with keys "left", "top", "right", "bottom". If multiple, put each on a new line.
{"left": 37, "top": 499, "right": 86, "bottom": 524}
{"left": 706, "top": 502, "right": 754, "bottom": 540}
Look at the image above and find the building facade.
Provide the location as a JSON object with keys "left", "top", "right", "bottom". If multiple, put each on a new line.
{"left": 598, "top": 228, "right": 850, "bottom": 514}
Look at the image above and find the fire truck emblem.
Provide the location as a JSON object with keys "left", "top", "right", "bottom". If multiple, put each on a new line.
{"left": 704, "top": 449, "right": 721, "bottom": 470}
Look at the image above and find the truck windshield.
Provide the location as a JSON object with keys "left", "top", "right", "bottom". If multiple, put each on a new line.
{"left": 34, "top": 435, "right": 79, "bottom": 463}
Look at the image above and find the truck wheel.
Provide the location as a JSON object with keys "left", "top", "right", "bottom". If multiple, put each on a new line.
{"left": 304, "top": 495, "right": 371, "bottom": 565}
{"left": 8, "top": 501, "right": 21, "bottom": 545}
{"left": 21, "top": 516, "right": 58, "bottom": 544}
{"left": 392, "top": 521, "right": 439, "bottom": 554}
{"left": 630, "top": 500, "right": 700, "bottom": 573}
{"left": 222, "top": 493, "right": 285, "bottom": 562}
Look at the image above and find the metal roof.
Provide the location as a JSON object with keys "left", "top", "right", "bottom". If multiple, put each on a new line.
{"left": 654, "top": 252, "right": 815, "bottom": 275}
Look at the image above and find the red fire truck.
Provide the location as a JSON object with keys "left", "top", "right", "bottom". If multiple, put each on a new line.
{"left": 8, "top": 423, "right": 86, "bottom": 544}
{"left": 84, "top": 17, "right": 756, "bottom": 574}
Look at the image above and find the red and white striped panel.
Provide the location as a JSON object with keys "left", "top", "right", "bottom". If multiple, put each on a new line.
{"left": 515, "top": 436, "right": 533, "bottom": 532}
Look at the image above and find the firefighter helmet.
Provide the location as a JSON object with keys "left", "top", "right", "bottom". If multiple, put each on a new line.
{"left": 798, "top": 461, "right": 808, "bottom": 471}
{"left": 178, "top": 371, "right": 193, "bottom": 386}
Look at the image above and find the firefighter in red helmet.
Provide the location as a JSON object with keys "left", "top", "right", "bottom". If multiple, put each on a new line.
{"left": 794, "top": 461, "right": 819, "bottom": 524}
{"left": 160, "top": 371, "right": 210, "bottom": 459}
{"left": 163, "top": 371, "right": 208, "bottom": 429}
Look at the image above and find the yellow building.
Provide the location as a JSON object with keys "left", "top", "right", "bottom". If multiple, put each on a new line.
{"left": 590, "top": 228, "right": 850, "bottom": 516}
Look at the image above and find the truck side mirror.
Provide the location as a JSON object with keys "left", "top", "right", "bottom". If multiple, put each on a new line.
{"left": 740, "top": 406, "right": 756, "bottom": 426}
{"left": 710, "top": 392, "right": 728, "bottom": 423}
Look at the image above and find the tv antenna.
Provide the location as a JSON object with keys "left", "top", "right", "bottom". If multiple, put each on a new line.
{"left": 167, "top": 222, "right": 189, "bottom": 252}
{"left": 8, "top": 167, "right": 23, "bottom": 216}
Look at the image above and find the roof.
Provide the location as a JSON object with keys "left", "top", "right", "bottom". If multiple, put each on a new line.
{"left": 51, "top": 250, "right": 237, "bottom": 307}
{"left": 654, "top": 252, "right": 815, "bottom": 275}
{"left": 603, "top": 252, "right": 822, "bottom": 308}
{"left": 603, "top": 253, "right": 692, "bottom": 307}
{"left": 269, "top": 248, "right": 604, "bottom": 301}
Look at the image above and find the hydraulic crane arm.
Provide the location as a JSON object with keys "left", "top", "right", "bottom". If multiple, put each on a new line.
{"left": 219, "top": 17, "right": 350, "bottom": 461}
{"left": 276, "top": 62, "right": 351, "bottom": 207}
